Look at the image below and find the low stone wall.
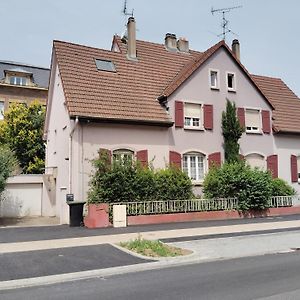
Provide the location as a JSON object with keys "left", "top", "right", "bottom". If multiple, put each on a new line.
{"left": 0, "top": 175, "right": 43, "bottom": 218}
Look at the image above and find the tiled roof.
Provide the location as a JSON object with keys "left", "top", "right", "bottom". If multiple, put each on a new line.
{"left": 53, "top": 37, "right": 201, "bottom": 125}
{"left": 251, "top": 75, "right": 300, "bottom": 133}
{"left": 0, "top": 60, "right": 50, "bottom": 89}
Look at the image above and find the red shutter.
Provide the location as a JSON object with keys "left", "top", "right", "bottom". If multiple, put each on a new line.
{"left": 169, "top": 151, "right": 181, "bottom": 168}
{"left": 267, "top": 155, "right": 278, "bottom": 178}
{"left": 237, "top": 107, "right": 245, "bottom": 128}
{"left": 204, "top": 104, "right": 213, "bottom": 130}
{"left": 262, "top": 110, "right": 271, "bottom": 134}
{"left": 291, "top": 155, "right": 298, "bottom": 183}
{"left": 208, "top": 152, "right": 221, "bottom": 169}
{"left": 175, "top": 101, "right": 184, "bottom": 128}
{"left": 98, "top": 148, "right": 112, "bottom": 166}
{"left": 136, "top": 150, "right": 148, "bottom": 167}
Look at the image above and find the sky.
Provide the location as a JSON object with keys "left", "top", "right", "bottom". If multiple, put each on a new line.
{"left": 0, "top": 0, "right": 299, "bottom": 96}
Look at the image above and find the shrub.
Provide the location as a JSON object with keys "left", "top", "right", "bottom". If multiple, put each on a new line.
{"left": 203, "top": 161, "right": 273, "bottom": 211}
{"left": 87, "top": 155, "right": 193, "bottom": 204}
{"left": 270, "top": 178, "right": 295, "bottom": 196}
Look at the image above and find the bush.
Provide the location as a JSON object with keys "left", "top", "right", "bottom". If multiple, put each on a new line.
{"left": 87, "top": 155, "right": 193, "bottom": 204}
{"left": 270, "top": 178, "right": 295, "bottom": 196}
{"left": 203, "top": 161, "right": 273, "bottom": 211}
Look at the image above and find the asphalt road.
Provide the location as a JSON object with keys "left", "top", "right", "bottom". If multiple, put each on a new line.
{"left": 2, "top": 251, "right": 300, "bottom": 300}
{"left": 1, "top": 214, "right": 299, "bottom": 243}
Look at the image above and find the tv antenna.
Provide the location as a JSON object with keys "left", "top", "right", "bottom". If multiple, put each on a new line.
{"left": 123, "top": 0, "right": 134, "bottom": 17}
{"left": 211, "top": 5, "right": 242, "bottom": 40}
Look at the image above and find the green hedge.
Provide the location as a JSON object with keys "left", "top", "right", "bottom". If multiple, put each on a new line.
{"left": 87, "top": 154, "right": 193, "bottom": 204}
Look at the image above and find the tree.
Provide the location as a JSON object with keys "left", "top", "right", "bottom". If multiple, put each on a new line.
{"left": 222, "top": 99, "right": 244, "bottom": 162}
{"left": 0, "top": 101, "right": 45, "bottom": 174}
{"left": 0, "top": 145, "right": 17, "bottom": 195}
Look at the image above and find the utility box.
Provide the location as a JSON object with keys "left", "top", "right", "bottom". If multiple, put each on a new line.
{"left": 113, "top": 205, "right": 127, "bottom": 228}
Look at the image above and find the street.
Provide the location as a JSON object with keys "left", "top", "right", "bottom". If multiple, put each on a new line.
{"left": 1, "top": 251, "right": 300, "bottom": 300}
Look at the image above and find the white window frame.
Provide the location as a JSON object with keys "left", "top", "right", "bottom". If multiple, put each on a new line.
{"left": 183, "top": 101, "right": 204, "bottom": 130}
{"left": 0, "top": 100, "right": 4, "bottom": 120}
{"left": 209, "top": 68, "right": 220, "bottom": 90}
{"left": 9, "top": 76, "right": 27, "bottom": 86}
{"left": 245, "top": 107, "right": 262, "bottom": 134}
{"left": 112, "top": 149, "right": 134, "bottom": 164}
{"left": 182, "top": 152, "right": 206, "bottom": 183}
{"left": 226, "top": 71, "right": 236, "bottom": 92}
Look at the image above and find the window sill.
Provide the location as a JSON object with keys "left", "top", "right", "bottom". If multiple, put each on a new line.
{"left": 228, "top": 89, "right": 236, "bottom": 93}
{"left": 245, "top": 130, "right": 262, "bottom": 135}
{"left": 210, "top": 87, "right": 220, "bottom": 91}
{"left": 192, "top": 180, "right": 204, "bottom": 186}
{"left": 184, "top": 126, "right": 204, "bottom": 131}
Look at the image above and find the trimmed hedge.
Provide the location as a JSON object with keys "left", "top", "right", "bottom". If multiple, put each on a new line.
{"left": 88, "top": 154, "right": 193, "bottom": 204}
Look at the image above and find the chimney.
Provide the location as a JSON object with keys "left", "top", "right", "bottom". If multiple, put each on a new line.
{"left": 232, "top": 39, "right": 240, "bottom": 61}
{"left": 165, "top": 33, "right": 177, "bottom": 51}
{"left": 177, "top": 37, "right": 189, "bottom": 53}
{"left": 127, "top": 17, "right": 137, "bottom": 60}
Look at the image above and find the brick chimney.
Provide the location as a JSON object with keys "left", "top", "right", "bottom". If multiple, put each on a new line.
{"left": 165, "top": 33, "right": 177, "bottom": 51}
{"left": 127, "top": 17, "right": 137, "bottom": 60}
{"left": 232, "top": 39, "right": 240, "bottom": 61}
{"left": 177, "top": 37, "right": 189, "bottom": 53}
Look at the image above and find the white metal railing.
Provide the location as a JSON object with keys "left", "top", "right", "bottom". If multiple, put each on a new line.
{"left": 109, "top": 195, "right": 295, "bottom": 216}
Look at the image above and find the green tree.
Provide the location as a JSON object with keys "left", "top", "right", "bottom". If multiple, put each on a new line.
{"left": 222, "top": 99, "right": 244, "bottom": 162}
{"left": 0, "top": 145, "right": 17, "bottom": 195}
{"left": 0, "top": 101, "right": 45, "bottom": 174}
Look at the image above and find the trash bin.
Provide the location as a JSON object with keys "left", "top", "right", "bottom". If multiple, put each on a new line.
{"left": 67, "top": 201, "right": 86, "bottom": 227}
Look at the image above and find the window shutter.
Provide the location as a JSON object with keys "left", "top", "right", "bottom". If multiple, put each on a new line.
{"left": 208, "top": 152, "right": 221, "bottom": 169}
{"left": 175, "top": 101, "right": 184, "bottom": 128}
{"left": 98, "top": 148, "right": 112, "bottom": 166}
{"left": 291, "top": 155, "right": 298, "bottom": 183}
{"left": 267, "top": 155, "right": 278, "bottom": 178}
{"left": 204, "top": 104, "right": 213, "bottom": 130}
{"left": 136, "top": 150, "right": 148, "bottom": 167}
{"left": 169, "top": 151, "right": 181, "bottom": 168}
{"left": 237, "top": 107, "right": 245, "bottom": 128}
{"left": 262, "top": 110, "right": 271, "bottom": 134}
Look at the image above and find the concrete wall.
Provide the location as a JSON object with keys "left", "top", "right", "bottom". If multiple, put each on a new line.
{"left": 0, "top": 175, "right": 43, "bottom": 217}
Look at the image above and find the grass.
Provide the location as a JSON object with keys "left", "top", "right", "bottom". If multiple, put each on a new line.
{"left": 119, "top": 235, "right": 191, "bottom": 257}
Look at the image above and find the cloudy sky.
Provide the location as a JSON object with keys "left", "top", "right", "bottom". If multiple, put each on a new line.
{"left": 0, "top": 0, "right": 299, "bottom": 95}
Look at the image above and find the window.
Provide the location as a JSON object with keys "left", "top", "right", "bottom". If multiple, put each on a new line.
{"left": 245, "top": 109, "right": 261, "bottom": 133}
{"left": 226, "top": 72, "right": 236, "bottom": 91}
{"left": 297, "top": 156, "right": 300, "bottom": 183}
{"left": 209, "top": 69, "right": 219, "bottom": 89}
{"left": 95, "top": 59, "right": 116, "bottom": 72}
{"left": 0, "top": 101, "right": 4, "bottom": 120}
{"left": 184, "top": 103, "right": 202, "bottom": 129}
{"left": 245, "top": 153, "right": 265, "bottom": 170}
{"left": 9, "top": 76, "right": 27, "bottom": 86}
{"left": 183, "top": 152, "right": 206, "bottom": 181}
{"left": 113, "top": 149, "right": 133, "bottom": 164}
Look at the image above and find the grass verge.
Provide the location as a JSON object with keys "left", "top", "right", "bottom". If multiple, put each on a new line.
{"left": 119, "top": 235, "right": 192, "bottom": 257}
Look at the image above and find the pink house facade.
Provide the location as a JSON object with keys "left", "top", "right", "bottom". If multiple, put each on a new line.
{"left": 44, "top": 18, "right": 300, "bottom": 224}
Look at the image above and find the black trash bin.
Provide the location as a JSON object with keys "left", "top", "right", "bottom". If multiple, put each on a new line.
{"left": 67, "top": 201, "right": 86, "bottom": 227}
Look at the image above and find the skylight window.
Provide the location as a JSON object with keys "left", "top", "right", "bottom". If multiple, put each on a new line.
{"left": 95, "top": 59, "right": 116, "bottom": 72}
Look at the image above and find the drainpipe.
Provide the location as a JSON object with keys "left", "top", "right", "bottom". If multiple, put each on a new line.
{"left": 69, "top": 116, "right": 79, "bottom": 194}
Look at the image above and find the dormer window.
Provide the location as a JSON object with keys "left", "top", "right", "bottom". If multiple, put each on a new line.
{"left": 9, "top": 76, "right": 27, "bottom": 86}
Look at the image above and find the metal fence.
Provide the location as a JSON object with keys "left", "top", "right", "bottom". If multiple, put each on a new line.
{"left": 109, "top": 195, "right": 295, "bottom": 217}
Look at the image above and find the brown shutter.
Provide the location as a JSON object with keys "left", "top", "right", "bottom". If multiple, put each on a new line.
{"left": 98, "top": 148, "right": 112, "bottom": 166}
{"left": 237, "top": 107, "right": 245, "bottom": 128}
{"left": 136, "top": 150, "right": 148, "bottom": 167}
{"left": 267, "top": 155, "right": 278, "bottom": 178}
{"left": 175, "top": 101, "right": 184, "bottom": 128}
{"left": 262, "top": 110, "right": 271, "bottom": 134}
{"left": 208, "top": 152, "right": 221, "bottom": 169}
{"left": 204, "top": 104, "right": 213, "bottom": 130}
{"left": 291, "top": 155, "right": 298, "bottom": 183}
{"left": 169, "top": 151, "right": 181, "bottom": 168}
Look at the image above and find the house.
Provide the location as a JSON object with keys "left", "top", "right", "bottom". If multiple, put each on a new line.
{"left": 0, "top": 60, "right": 50, "bottom": 119}
{"left": 44, "top": 17, "right": 300, "bottom": 224}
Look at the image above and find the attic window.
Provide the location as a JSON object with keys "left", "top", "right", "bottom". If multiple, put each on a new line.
{"left": 95, "top": 59, "right": 116, "bottom": 72}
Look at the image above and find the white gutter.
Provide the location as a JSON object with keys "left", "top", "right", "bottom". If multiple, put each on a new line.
{"left": 69, "top": 116, "right": 79, "bottom": 193}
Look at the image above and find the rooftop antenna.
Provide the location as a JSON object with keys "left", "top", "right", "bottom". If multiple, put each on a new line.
{"left": 211, "top": 5, "right": 242, "bottom": 41}
{"left": 123, "top": 0, "right": 134, "bottom": 18}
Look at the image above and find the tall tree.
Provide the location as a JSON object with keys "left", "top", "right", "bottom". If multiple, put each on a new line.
{"left": 222, "top": 99, "right": 244, "bottom": 162}
{"left": 0, "top": 101, "right": 45, "bottom": 174}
